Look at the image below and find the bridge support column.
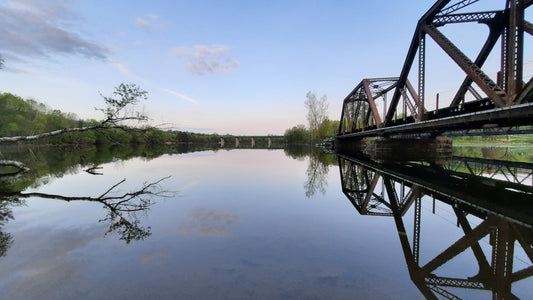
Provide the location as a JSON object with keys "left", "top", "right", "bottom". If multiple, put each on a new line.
{"left": 336, "top": 136, "right": 452, "bottom": 164}
{"left": 235, "top": 138, "right": 239, "bottom": 147}
{"left": 365, "top": 136, "right": 452, "bottom": 164}
{"left": 334, "top": 138, "right": 368, "bottom": 154}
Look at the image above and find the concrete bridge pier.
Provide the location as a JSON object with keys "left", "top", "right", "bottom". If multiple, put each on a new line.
{"left": 219, "top": 138, "right": 225, "bottom": 147}
{"left": 235, "top": 138, "right": 239, "bottom": 147}
{"left": 251, "top": 137, "right": 255, "bottom": 148}
{"left": 268, "top": 137, "right": 272, "bottom": 148}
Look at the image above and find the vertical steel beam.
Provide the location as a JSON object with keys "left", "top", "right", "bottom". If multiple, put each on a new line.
{"left": 338, "top": 103, "right": 346, "bottom": 135}
{"left": 493, "top": 220, "right": 515, "bottom": 298}
{"left": 507, "top": 0, "right": 524, "bottom": 104}
{"left": 413, "top": 197, "right": 422, "bottom": 264}
{"left": 418, "top": 34, "right": 426, "bottom": 120}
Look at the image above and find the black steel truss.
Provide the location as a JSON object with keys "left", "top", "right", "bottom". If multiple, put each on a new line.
{"left": 337, "top": 1, "right": 532, "bottom": 140}
{"left": 337, "top": 153, "right": 533, "bottom": 299}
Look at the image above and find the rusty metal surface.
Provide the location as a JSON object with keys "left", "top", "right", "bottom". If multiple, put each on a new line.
{"left": 338, "top": 1, "right": 532, "bottom": 141}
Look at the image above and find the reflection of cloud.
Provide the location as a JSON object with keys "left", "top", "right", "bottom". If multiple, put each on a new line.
{"left": 173, "top": 45, "right": 239, "bottom": 75}
{"left": 178, "top": 208, "right": 240, "bottom": 237}
{"left": 141, "top": 251, "right": 168, "bottom": 266}
{"left": 0, "top": 0, "right": 108, "bottom": 63}
{"left": 0, "top": 225, "right": 104, "bottom": 298}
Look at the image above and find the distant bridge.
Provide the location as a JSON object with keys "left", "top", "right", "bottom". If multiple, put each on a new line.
{"left": 336, "top": 0, "right": 533, "bottom": 147}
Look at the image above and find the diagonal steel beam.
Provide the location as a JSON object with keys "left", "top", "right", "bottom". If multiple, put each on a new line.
{"left": 515, "top": 77, "right": 533, "bottom": 104}
{"left": 363, "top": 79, "right": 383, "bottom": 125}
{"left": 386, "top": 0, "right": 452, "bottom": 125}
{"left": 421, "top": 217, "right": 498, "bottom": 274}
{"left": 525, "top": 20, "right": 533, "bottom": 35}
{"left": 423, "top": 24, "right": 507, "bottom": 107}
{"left": 451, "top": 14, "right": 505, "bottom": 106}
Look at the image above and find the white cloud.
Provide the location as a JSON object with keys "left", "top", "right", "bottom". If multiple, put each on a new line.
{"left": 135, "top": 14, "right": 163, "bottom": 32}
{"left": 0, "top": 0, "right": 108, "bottom": 63}
{"left": 135, "top": 17, "right": 150, "bottom": 25}
{"left": 162, "top": 88, "right": 198, "bottom": 104}
{"left": 110, "top": 62, "right": 130, "bottom": 75}
{"left": 173, "top": 45, "right": 239, "bottom": 75}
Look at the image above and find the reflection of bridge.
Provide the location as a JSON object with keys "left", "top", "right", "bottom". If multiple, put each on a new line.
{"left": 338, "top": 154, "right": 533, "bottom": 299}
{"left": 446, "top": 156, "right": 533, "bottom": 185}
{"left": 335, "top": 1, "right": 533, "bottom": 150}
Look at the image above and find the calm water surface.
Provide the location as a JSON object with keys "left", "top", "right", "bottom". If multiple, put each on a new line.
{"left": 0, "top": 145, "right": 532, "bottom": 299}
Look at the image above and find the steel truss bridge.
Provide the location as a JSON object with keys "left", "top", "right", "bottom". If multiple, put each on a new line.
{"left": 338, "top": 153, "right": 533, "bottom": 299}
{"left": 337, "top": 0, "right": 533, "bottom": 141}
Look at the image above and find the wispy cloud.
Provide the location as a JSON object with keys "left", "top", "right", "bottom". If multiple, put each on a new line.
{"left": 110, "top": 62, "right": 130, "bottom": 75}
{"left": 135, "top": 14, "right": 163, "bottom": 32}
{"left": 0, "top": 0, "right": 108, "bottom": 63}
{"left": 135, "top": 17, "right": 150, "bottom": 25}
{"left": 162, "top": 88, "right": 198, "bottom": 104}
{"left": 173, "top": 45, "right": 239, "bottom": 75}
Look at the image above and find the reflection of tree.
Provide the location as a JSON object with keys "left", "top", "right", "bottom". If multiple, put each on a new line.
{"left": 0, "top": 199, "right": 23, "bottom": 257}
{"left": 304, "top": 155, "right": 329, "bottom": 197}
{"left": 0, "top": 176, "right": 173, "bottom": 254}
{"left": 284, "top": 146, "right": 338, "bottom": 198}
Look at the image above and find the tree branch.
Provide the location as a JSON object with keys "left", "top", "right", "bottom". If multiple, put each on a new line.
{"left": 0, "top": 176, "right": 174, "bottom": 243}
{"left": 0, "top": 160, "right": 30, "bottom": 174}
{"left": 0, "top": 125, "right": 104, "bottom": 144}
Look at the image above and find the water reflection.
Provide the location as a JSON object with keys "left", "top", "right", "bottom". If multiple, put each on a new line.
{"left": 338, "top": 153, "right": 533, "bottom": 299}
{"left": 285, "top": 146, "right": 338, "bottom": 197}
{"left": 178, "top": 208, "right": 240, "bottom": 237}
{"left": 0, "top": 144, "right": 181, "bottom": 257}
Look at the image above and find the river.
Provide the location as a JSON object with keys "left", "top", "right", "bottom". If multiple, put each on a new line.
{"left": 0, "top": 144, "right": 532, "bottom": 299}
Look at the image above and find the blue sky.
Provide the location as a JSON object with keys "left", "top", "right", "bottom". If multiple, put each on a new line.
{"left": 0, "top": 0, "right": 530, "bottom": 135}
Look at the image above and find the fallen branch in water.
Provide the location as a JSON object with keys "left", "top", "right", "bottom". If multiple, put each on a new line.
{"left": 0, "top": 160, "right": 30, "bottom": 175}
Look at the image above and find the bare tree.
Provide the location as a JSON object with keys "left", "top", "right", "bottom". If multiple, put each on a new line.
{"left": 304, "top": 91, "right": 329, "bottom": 131}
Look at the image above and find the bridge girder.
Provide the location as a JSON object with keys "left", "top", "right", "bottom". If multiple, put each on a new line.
{"left": 337, "top": 1, "right": 533, "bottom": 139}
{"left": 379, "top": 0, "right": 531, "bottom": 126}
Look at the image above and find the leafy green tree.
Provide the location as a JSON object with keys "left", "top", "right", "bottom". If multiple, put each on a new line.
{"left": 284, "top": 124, "right": 311, "bottom": 144}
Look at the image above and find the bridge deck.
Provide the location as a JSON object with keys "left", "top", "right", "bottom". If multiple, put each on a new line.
{"left": 337, "top": 101, "right": 533, "bottom": 139}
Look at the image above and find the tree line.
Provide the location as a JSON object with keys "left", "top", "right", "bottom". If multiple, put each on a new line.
{"left": 0, "top": 91, "right": 284, "bottom": 146}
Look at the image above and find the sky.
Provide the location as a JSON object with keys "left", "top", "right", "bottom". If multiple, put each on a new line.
{"left": 0, "top": 0, "right": 530, "bottom": 135}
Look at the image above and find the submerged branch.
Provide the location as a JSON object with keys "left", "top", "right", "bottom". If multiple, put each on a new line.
{"left": 0, "top": 160, "right": 30, "bottom": 175}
